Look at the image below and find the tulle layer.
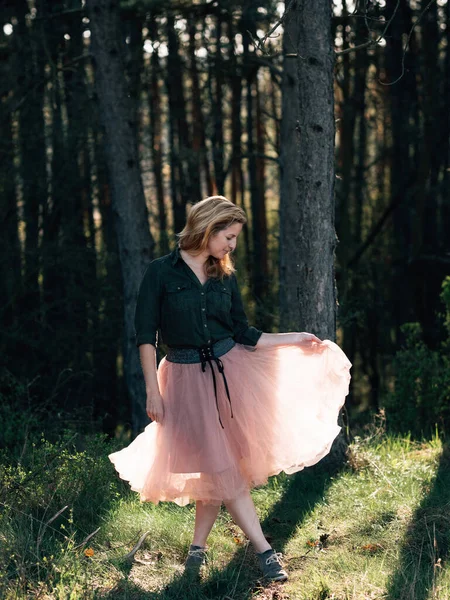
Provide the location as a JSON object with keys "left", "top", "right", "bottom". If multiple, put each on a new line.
{"left": 109, "top": 340, "right": 351, "bottom": 506}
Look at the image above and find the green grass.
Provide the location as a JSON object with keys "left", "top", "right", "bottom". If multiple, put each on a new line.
{"left": 1, "top": 429, "right": 449, "bottom": 599}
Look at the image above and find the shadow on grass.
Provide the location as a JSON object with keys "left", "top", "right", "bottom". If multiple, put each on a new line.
{"left": 386, "top": 442, "right": 450, "bottom": 600}
{"left": 100, "top": 457, "right": 342, "bottom": 599}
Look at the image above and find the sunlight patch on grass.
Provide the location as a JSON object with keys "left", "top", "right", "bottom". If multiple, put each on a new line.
{"left": 281, "top": 434, "right": 448, "bottom": 599}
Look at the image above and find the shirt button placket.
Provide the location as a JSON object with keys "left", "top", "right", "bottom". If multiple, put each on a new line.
{"left": 200, "top": 290, "right": 210, "bottom": 343}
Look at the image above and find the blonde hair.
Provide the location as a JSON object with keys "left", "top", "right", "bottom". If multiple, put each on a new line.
{"left": 177, "top": 196, "right": 247, "bottom": 279}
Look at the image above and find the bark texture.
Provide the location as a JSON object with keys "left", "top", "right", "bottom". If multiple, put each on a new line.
{"left": 87, "top": 0, "right": 155, "bottom": 432}
{"left": 280, "top": 0, "right": 337, "bottom": 341}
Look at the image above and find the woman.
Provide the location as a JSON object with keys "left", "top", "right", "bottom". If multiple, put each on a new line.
{"left": 109, "top": 196, "right": 351, "bottom": 582}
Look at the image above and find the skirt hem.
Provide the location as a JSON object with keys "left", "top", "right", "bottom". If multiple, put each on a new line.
{"left": 109, "top": 424, "right": 342, "bottom": 507}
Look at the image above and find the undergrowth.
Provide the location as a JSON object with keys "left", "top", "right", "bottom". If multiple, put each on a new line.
{"left": 1, "top": 418, "right": 449, "bottom": 599}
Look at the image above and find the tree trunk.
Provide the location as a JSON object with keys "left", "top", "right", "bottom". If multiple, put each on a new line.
{"left": 41, "top": 0, "right": 68, "bottom": 373}
{"left": 93, "top": 124, "right": 123, "bottom": 432}
{"left": 230, "top": 77, "right": 244, "bottom": 212}
{"left": 148, "top": 14, "right": 169, "bottom": 255}
{"left": 335, "top": 1, "right": 355, "bottom": 270}
{"left": 229, "top": 14, "right": 242, "bottom": 209}
{"left": 0, "top": 52, "right": 21, "bottom": 340}
{"left": 228, "top": 14, "right": 251, "bottom": 272}
{"left": 347, "top": 15, "right": 369, "bottom": 408}
{"left": 211, "top": 6, "right": 225, "bottom": 194}
{"left": 62, "top": 0, "right": 91, "bottom": 372}
{"left": 166, "top": 12, "right": 191, "bottom": 232}
{"left": 411, "top": 0, "right": 443, "bottom": 346}
{"left": 254, "top": 77, "right": 270, "bottom": 329}
{"left": 385, "top": 0, "right": 418, "bottom": 343}
{"left": 126, "top": 14, "right": 144, "bottom": 137}
{"left": 443, "top": 0, "right": 450, "bottom": 250}
{"left": 280, "top": 1, "right": 337, "bottom": 340}
{"left": 87, "top": 0, "right": 155, "bottom": 433}
{"left": 280, "top": 1, "right": 344, "bottom": 461}
{"left": 15, "top": 0, "right": 47, "bottom": 331}
{"left": 242, "top": 10, "right": 269, "bottom": 327}
{"left": 187, "top": 13, "right": 205, "bottom": 202}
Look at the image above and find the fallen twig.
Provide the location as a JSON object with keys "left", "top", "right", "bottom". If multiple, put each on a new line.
{"left": 37, "top": 505, "right": 69, "bottom": 547}
{"left": 73, "top": 527, "right": 101, "bottom": 550}
{"left": 123, "top": 531, "right": 151, "bottom": 561}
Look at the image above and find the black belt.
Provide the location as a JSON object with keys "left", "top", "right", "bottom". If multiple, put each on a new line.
{"left": 166, "top": 338, "right": 235, "bottom": 429}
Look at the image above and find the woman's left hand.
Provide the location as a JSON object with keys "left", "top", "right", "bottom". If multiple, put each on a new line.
{"left": 296, "top": 332, "right": 324, "bottom": 345}
{"left": 256, "top": 331, "right": 326, "bottom": 349}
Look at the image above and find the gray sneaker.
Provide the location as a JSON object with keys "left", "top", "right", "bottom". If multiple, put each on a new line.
{"left": 257, "top": 549, "right": 288, "bottom": 582}
{"left": 184, "top": 544, "right": 207, "bottom": 572}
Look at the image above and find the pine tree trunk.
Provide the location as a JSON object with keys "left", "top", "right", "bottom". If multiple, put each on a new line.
{"left": 443, "top": 0, "right": 450, "bottom": 247}
{"left": 15, "top": 0, "right": 47, "bottom": 327}
{"left": 228, "top": 15, "right": 250, "bottom": 266}
{"left": 211, "top": 7, "right": 225, "bottom": 194}
{"left": 93, "top": 125, "right": 122, "bottom": 432}
{"left": 187, "top": 14, "right": 204, "bottom": 202}
{"left": 0, "top": 54, "right": 21, "bottom": 339}
{"left": 126, "top": 15, "right": 144, "bottom": 136}
{"left": 63, "top": 0, "right": 91, "bottom": 371}
{"left": 230, "top": 73, "right": 243, "bottom": 208}
{"left": 335, "top": 1, "right": 355, "bottom": 270}
{"left": 42, "top": 16, "right": 67, "bottom": 366}
{"left": 386, "top": 0, "right": 419, "bottom": 342}
{"left": 87, "top": 0, "right": 155, "bottom": 433}
{"left": 347, "top": 15, "right": 368, "bottom": 408}
{"left": 411, "top": 0, "right": 442, "bottom": 346}
{"left": 148, "top": 14, "right": 169, "bottom": 255}
{"left": 166, "top": 13, "right": 190, "bottom": 233}
{"left": 242, "top": 12, "right": 269, "bottom": 327}
{"left": 254, "top": 78, "right": 270, "bottom": 329}
{"left": 280, "top": 1, "right": 337, "bottom": 340}
{"left": 280, "top": 1, "right": 344, "bottom": 462}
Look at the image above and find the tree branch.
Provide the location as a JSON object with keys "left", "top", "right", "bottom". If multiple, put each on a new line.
{"left": 2, "top": 53, "right": 92, "bottom": 119}
{"left": 335, "top": 0, "right": 400, "bottom": 56}
{"left": 249, "top": 0, "right": 297, "bottom": 55}
{"left": 34, "top": 7, "right": 86, "bottom": 20}
{"left": 379, "top": 0, "right": 437, "bottom": 86}
{"left": 346, "top": 179, "right": 417, "bottom": 269}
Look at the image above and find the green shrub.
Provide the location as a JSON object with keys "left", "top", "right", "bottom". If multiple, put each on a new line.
{"left": 0, "top": 429, "right": 126, "bottom": 597}
{"left": 383, "top": 277, "right": 450, "bottom": 437}
{"left": 0, "top": 369, "right": 38, "bottom": 454}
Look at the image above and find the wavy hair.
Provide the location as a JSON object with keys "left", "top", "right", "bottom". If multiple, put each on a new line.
{"left": 177, "top": 196, "right": 247, "bottom": 279}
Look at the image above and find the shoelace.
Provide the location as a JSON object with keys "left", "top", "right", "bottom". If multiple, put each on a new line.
{"left": 266, "top": 551, "right": 284, "bottom": 566}
{"left": 198, "top": 346, "right": 233, "bottom": 429}
{"left": 187, "top": 548, "right": 206, "bottom": 557}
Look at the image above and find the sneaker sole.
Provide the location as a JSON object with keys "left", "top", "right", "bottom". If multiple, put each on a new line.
{"left": 266, "top": 573, "right": 288, "bottom": 582}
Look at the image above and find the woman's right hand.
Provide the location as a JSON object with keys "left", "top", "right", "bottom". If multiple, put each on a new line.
{"left": 146, "top": 390, "right": 165, "bottom": 423}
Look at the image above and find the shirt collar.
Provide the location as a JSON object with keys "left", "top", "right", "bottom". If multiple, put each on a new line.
{"left": 170, "top": 245, "right": 181, "bottom": 265}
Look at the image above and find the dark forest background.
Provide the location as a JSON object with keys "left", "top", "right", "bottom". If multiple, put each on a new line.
{"left": 1, "top": 0, "right": 449, "bottom": 441}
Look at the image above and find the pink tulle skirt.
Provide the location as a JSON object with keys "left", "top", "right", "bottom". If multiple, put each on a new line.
{"left": 109, "top": 340, "right": 351, "bottom": 506}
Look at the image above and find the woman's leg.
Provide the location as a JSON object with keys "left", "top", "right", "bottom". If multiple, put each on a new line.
{"left": 223, "top": 489, "right": 271, "bottom": 553}
{"left": 192, "top": 500, "right": 221, "bottom": 546}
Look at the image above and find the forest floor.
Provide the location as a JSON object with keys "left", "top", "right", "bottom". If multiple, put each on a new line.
{"left": 1, "top": 428, "right": 450, "bottom": 600}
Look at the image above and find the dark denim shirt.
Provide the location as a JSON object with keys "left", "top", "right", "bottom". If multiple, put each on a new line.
{"left": 134, "top": 246, "right": 263, "bottom": 349}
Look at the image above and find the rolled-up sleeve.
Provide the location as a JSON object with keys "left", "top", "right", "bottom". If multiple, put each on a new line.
{"left": 230, "top": 274, "right": 263, "bottom": 346}
{"left": 134, "top": 260, "right": 162, "bottom": 347}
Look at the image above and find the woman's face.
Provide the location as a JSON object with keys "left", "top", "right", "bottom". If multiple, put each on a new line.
{"left": 206, "top": 222, "right": 243, "bottom": 259}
